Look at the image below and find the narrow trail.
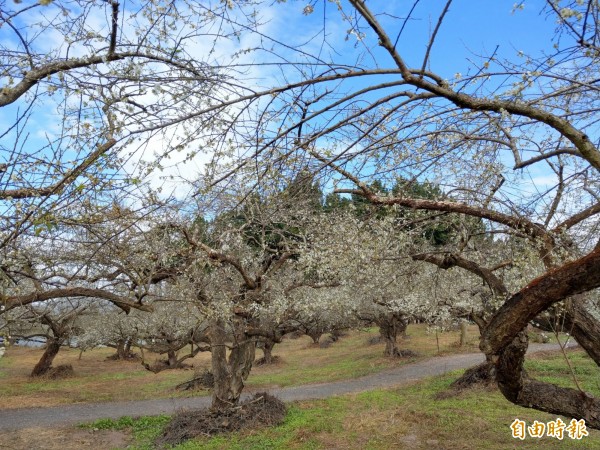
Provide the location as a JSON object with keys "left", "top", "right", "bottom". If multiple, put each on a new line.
{"left": 0, "top": 343, "right": 574, "bottom": 432}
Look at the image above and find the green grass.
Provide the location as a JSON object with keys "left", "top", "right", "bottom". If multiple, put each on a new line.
{"left": 0, "top": 324, "right": 493, "bottom": 409}
{"left": 526, "top": 348, "right": 600, "bottom": 396}
{"left": 245, "top": 325, "right": 464, "bottom": 389}
{"left": 86, "top": 349, "right": 600, "bottom": 449}
{"left": 0, "top": 354, "right": 8, "bottom": 378}
{"left": 247, "top": 349, "right": 414, "bottom": 388}
{"left": 82, "top": 415, "right": 171, "bottom": 450}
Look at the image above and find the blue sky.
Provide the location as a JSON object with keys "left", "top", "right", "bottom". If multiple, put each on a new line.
{"left": 0, "top": 0, "right": 585, "bottom": 217}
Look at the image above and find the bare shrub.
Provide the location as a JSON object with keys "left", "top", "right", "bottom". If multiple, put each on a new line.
{"left": 42, "top": 364, "right": 74, "bottom": 380}
{"left": 105, "top": 352, "right": 140, "bottom": 362}
{"left": 390, "top": 349, "right": 418, "bottom": 358}
{"left": 175, "top": 369, "right": 214, "bottom": 391}
{"left": 319, "top": 336, "right": 335, "bottom": 348}
{"left": 254, "top": 355, "right": 281, "bottom": 366}
{"left": 367, "top": 335, "right": 382, "bottom": 345}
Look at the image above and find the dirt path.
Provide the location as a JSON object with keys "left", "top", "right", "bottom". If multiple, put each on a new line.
{"left": 0, "top": 342, "right": 574, "bottom": 434}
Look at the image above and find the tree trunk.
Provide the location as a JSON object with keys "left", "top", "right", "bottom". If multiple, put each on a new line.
{"left": 459, "top": 320, "right": 468, "bottom": 347}
{"left": 116, "top": 339, "right": 126, "bottom": 359}
{"left": 379, "top": 316, "right": 408, "bottom": 357}
{"left": 380, "top": 323, "right": 398, "bottom": 357}
{"left": 114, "top": 338, "right": 134, "bottom": 360}
{"left": 495, "top": 331, "right": 600, "bottom": 428}
{"left": 307, "top": 331, "right": 322, "bottom": 345}
{"left": 261, "top": 339, "right": 275, "bottom": 364}
{"left": 227, "top": 332, "right": 255, "bottom": 404}
{"left": 566, "top": 299, "right": 600, "bottom": 366}
{"left": 481, "top": 247, "right": 600, "bottom": 429}
{"left": 167, "top": 349, "right": 178, "bottom": 367}
{"left": 31, "top": 338, "right": 61, "bottom": 377}
{"left": 209, "top": 318, "right": 256, "bottom": 411}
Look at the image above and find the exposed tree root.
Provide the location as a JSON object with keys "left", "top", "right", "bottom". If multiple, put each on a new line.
{"left": 435, "top": 361, "right": 496, "bottom": 399}
{"left": 156, "top": 393, "right": 286, "bottom": 447}
{"left": 105, "top": 352, "right": 140, "bottom": 362}
{"left": 35, "top": 364, "right": 74, "bottom": 380}
{"left": 254, "top": 355, "right": 281, "bottom": 366}
{"left": 385, "top": 348, "right": 418, "bottom": 358}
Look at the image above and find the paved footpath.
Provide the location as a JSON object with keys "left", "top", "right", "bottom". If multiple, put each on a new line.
{"left": 0, "top": 343, "right": 575, "bottom": 431}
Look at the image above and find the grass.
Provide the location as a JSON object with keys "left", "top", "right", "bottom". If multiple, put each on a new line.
{"left": 526, "top": 347, "right": 600, "bottom": 396}
{"left": 3, "top": 325, "right": 598, "bottom": 449}
{"left": 0, "top": 345, "right": 205, "bottom": 408}
{"left": 0, "top": 324, "right": 479, "bottom": 409}
{"left": 82, "top": 415, "right": 171, "bottom": 450}
{"left": 85, "top": 348, "right": 600, "bottom": 449}
{"left": 246, "top": 325, "right": 479, "bottom": 388}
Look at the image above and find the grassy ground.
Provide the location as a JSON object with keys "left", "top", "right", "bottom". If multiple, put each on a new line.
{"left": 1, "top": 326, "right": 599, "bottom": 449}
{"left": 0, "top": 324, "right": 479, "bottom": 409}
{"left": 84, "top": 347, "right": 600, "bottom": 450}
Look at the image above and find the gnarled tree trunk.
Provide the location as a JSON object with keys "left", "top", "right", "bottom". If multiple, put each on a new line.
{"left": 167, "top": 349, "right": 178, "bottom": 368}
{"left": 260, "top": 338, "right": 275, "bottom": 364}
{"left": 113, "top": 338, "right": 135, "bottom": 360}
{"left": 31, "top": 337, "right": 61, "bottom": 377}
{"left": 307, "top": 331, "right": 322, "bottom": 345}
{"left": 481, "top": 246, "right": 600, "bottom": 429}
{"left": 378, "top": 314, "right": 408, "bottom": 357}
{"left": 459, "top": 320, "right": 468, "bottom": 347}
{"left": 210, "top": 318, "right": 256, "bottom": 411}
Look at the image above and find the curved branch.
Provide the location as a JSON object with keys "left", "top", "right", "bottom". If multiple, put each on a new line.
{"left": 1, "top": 287, "right": 153, "bottom": 314}
{"left": 514, "top": 148, "right": 581, "bottom": 169}
{"left": 553, "top": 201, "right": 600, "bottom": 232}
{"left": 337, "top": 188, "right": 550, "bottom": 241}
{"left": 411, "top": 252, "right": 508, "bottom": 297}
{"left": 169, "top": 224, "right": 257, "bottom": 290}
{"left": 348, "top": 0, "right": 600, "bottom": 171}
{"left": 0, "top": 51, "right": 205, "bottom": 107}
{"left": 0, "top": 138, "right": 116, "bottom": 200}
{"left": 481, "top": 245, "right": 600, "bottom": 356}
{"left": 479, "top": 245, "right": 600, "bottom": 428}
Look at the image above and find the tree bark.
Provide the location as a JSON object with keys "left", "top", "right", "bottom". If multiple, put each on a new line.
{"left": 31, "top": 338, "right": 61, "bottom": 377}
{"left": 495, "top": 332, "right": 600, "bottom": 428}
{"left": 210, "top": 319, "right": 232, "bottom": 410}
{"left": 481, "top": 246, "right": 600, "bottom": 429}
{"left": 379, "top": 315, "right": 408, "bottom": 357}
{"left": 209, "top": 318, "right": 256, "bottom": 411}
{"left": 307, "top": 331, "right": 322, "bottom": 345}
{"left": 261, "top": 338, "right": 275, "bottom": 364}
{"left": 459, "top": 320, "right": 468, "bottom": 347}
{"left": 167, "top": 349, "right": 178, "bottom": 368}
{"left": 227, "top": 333, "right": 255, "bottom": 405}
{"left": 114, "top": 338, "right": 135, "bottom": 360}
{"left": 566, "top": 299, "right": 600, "bottom": 366}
